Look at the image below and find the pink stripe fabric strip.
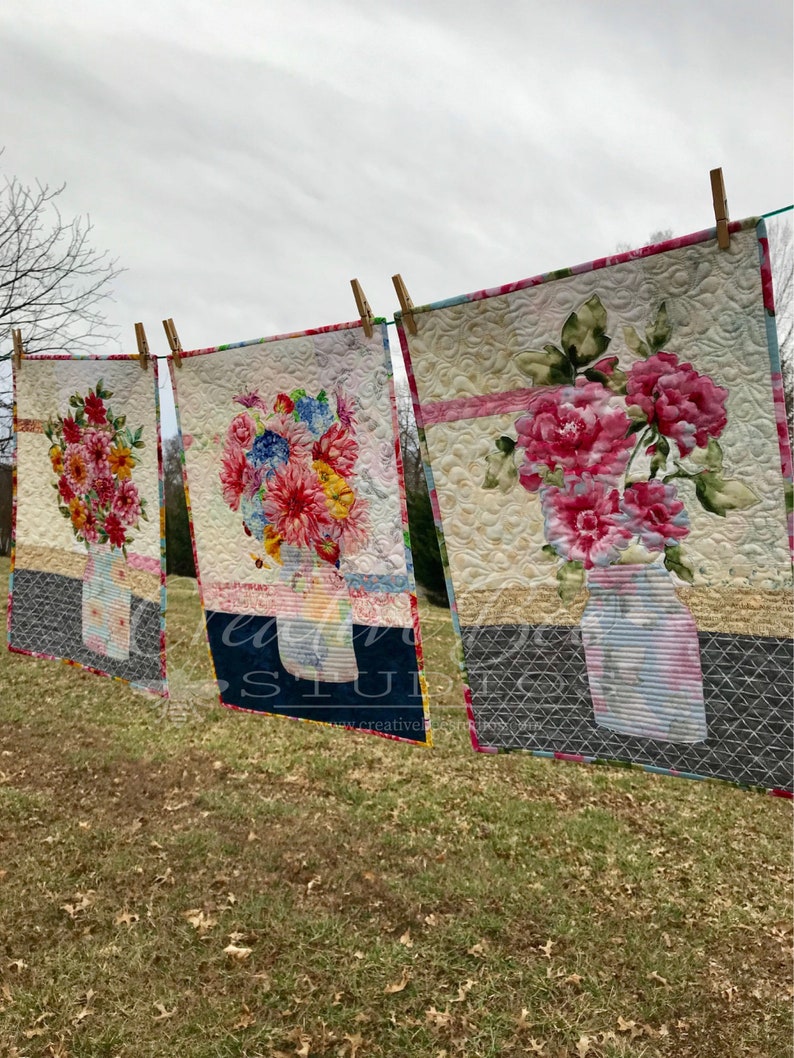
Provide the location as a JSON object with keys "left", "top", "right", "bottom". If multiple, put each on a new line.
{"left": 422, "top": 386, "right": 536, "bottom": 426}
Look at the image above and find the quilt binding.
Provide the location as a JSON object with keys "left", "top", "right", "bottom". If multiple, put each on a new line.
{"left": 6, "top": 353, "right": 169, "bottom": 697}
{"left": 169, "top": 319, "right": 432, "bottom": 747}
{"left": 398, "top": 216, "right": 793, "bottom": 796}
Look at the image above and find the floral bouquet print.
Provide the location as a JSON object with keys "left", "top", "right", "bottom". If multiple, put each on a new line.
{"left": 484, "top": 295, "right": 758, "bottom": 740}
{"left": 219, "top": 387, "right": 368, "bottom": 681}
{"left": 43, "top": 379, "right": 148, "bottom": 661}
{"left": 45, "top": 379, "right": 148, "bottom": 555}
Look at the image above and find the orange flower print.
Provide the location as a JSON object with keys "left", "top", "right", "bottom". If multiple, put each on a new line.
{"left": 108, "top": 444, "right": 135, "bottom": 479}
{"left": 69, "top": 496, "right": 89, "bottom": 530}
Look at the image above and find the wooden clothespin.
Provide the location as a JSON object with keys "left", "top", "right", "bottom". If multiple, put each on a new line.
{"left": 710, "top": 167, "right": 730, "bottom": 250}
{"left": 11, "top": 328, "right": 24, "bottom": 371}
{"left": 134, "top": 322, "right": 150, "bottom": 371}
{"left": 162, "top": 317, "right": 183, "bottom": 367}
{"left": 350, "top": 279, "right": 375, "bottom": 338}
{"left": 391, "top": 274, "right": 417, "bottom": 335}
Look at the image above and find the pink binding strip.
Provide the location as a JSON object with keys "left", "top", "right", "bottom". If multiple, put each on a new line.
{"left": 422, "top": 386, "right": 536, "bottom": 426}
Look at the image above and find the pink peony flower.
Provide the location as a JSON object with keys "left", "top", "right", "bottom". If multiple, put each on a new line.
{"left": 93, "top": 472, "right": 115, "bottom": 507}
{"left": 83, "top": 428, "right": 112, "bottom": 471}
{"left": 82, "top": 508, "right": 100, "bottom": 544}
{"left": 219, "top": 446, "right": 252, "bottom": 511}
{"left": 84, "top": 392, "right": 107, "bottom": 426}
{"left": 104, "top": 511, "right": 127, "bottom": 549}
{"left": 113, "top": 478, "right": 142, "bottom": 527}
{"left": 619, "top": 480, "right": 690, "bottom": 551}
{"left": 63, "top": 444, "right": 94, "bottom": 494}
{"left": 312, "top": 422, "right": 359, "bottom": 476}
{"left": 626, "top": 352, "right": 728, "bottom": 455}
{"left": 541, "top": 476, "right": 632, "bottom": 569}
{"left": 515, "top": 380, "right": 633, "bottom": 492}
{"left": 226, "top": 412, "right": 256, "bottom": 450}
{"left": 62, "top": 416, "right": 81, "bottom": 444}
{"left": 262, "top": 462, "right": 332, "bottom": 548}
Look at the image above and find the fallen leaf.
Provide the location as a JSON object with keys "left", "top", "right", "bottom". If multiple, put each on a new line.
{"left": 343, "top": 1032, "right": 364, "bottom": 1057}
{"left": 234, "top": 1003, "right": 256, "bottom": 1029}
{"left": 183, "top": 909, "right": 216, "bottom": 933}
{"left": 7, "top": 960, "right": 27, "bottom": 972}
{"left": 451, "top": 979, "right": 476, "bottom": 1003}
{"left": 114, "top": 910, "right": 139, "bottom": 927}
{"left": 306, "top": 876, "right": 321, "bottom": 894}
{"left": 647, "top": 970, "right": 669, "bottom": 986}
{"left": 575, "top": 1035, "right": 592, "bottom": 1057}
{"left": 399, "top": 929, "right": 413, "bottom": 948}
{"left": 466, "top": 941, "right": 487, "bottom": 958}
{"left": 539, "top": 939, "right": 554, "bottom": 959}
{"left": 426, "top": 1006, "right": 452, "bottom": 1029}
{"left": 153, "top": 1001, "right": 176, "bottom": 1021}
{"left": 353, "top": 950, "right": 365, "bottom": 960}
{"left": 224, "top": 944, "right": 252, "bottom": 961}
{"left": 528, "top": 1041, "right": 545, "bottom": 1054}
{"left": 564, "top": 973, "right": 583, "bottom": 985}
{"left": 424, "top": 913, "right": 439, "bottom": 927}
{"left": 385, "top": 969, "right": 410, "bottom": 994}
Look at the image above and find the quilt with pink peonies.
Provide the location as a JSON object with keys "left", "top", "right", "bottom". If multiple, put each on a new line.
{"left": 400, "top": 217, "right": 792, "bottom": 793}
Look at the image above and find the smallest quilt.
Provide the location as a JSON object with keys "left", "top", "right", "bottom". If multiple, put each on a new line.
{"left": 8, "top": 356, "right": 167, "bottom": 694}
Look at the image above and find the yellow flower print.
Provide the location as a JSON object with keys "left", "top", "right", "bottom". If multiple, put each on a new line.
{"left": 264, "top": 525, "right": 283, "bottom": 564}
{"left": 68, "top": 496, "right": 88, "bottom": 530}
{"left": 49, "top": 445, "right": 64, "bottom": 474}
{"left": 318, "top": 467, "right": 355, "bottom": 520}
{"left": 108, "top": 444, "right": 135, "bottom": 479}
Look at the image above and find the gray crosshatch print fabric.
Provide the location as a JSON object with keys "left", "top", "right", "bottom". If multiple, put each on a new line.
{"left": 9, "top": 570, "right": 162, "bottom": 688}
{"left": 460, "top": 624, "right": 794, "bottom": 791}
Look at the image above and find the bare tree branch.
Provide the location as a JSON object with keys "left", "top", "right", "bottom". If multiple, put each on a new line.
{"left": 0, "top": 157, "right": 123, "bottom": 462}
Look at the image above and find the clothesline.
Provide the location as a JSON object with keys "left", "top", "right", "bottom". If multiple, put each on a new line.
{"left": 2, "top": 203, "right": 792, "bottom": 363}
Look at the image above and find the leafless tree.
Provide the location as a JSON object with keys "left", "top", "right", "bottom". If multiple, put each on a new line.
{"left": 0, "top": 165, "right": 122, "bottom": 463}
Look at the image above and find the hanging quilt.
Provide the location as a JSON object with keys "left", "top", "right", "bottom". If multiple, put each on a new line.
{"left": 8, "top": 356, "right": 167, "bottom": 693}
{"left": 400, "top": 217, "right": 792, "bottom": 793}
{"left": 171, "top": 321, "right": 430, "bottom": 745}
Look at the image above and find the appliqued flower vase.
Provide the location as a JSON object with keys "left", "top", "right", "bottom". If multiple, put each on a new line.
{"left": 81, "top": 543, "right": 132, "bottom": 661}
{"left": 276, "top": 543, "right": 358, "bottom": 683}
{"left": 581, "top": 564, "right": 707, "bottom": 743}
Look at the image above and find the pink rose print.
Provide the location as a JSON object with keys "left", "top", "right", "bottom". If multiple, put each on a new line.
{"left": 541, "top": 476, "right": 632, "bottom": 569}
{"left": 226, "top": 412, "right": 257, "bottom": 450}
{"left": 626, "top": 352, "right": 728, "bottom": 455}
{"left": 619, "top": 480, "right": 690, "bottom": 550}
{"left": 516, "top": 380, "right": 634, "bottom": 492}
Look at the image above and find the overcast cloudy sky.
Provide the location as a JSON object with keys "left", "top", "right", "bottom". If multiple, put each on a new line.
{"left": 1, "top": 0, "right": 792, "bottom": 356}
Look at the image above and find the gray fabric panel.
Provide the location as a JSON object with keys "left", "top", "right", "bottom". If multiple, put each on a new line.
{"left": 9, "top": 568, "right": 163, "bottom": 689}
{"left": 461, "top": 624, "right": 793, "bottom": 791}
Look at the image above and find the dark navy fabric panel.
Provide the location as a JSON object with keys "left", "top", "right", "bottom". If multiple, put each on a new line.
{"left": 205, "top": 610, "right": 427, "bottom": 742}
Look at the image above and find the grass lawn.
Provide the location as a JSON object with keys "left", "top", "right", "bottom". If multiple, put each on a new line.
{"left": 0, "top": 557, "right": 791, "bottom": 1057}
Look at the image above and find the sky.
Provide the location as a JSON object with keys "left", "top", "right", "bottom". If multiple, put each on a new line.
{"left": 0, "top": 0, "right": 792, "bottom": 363}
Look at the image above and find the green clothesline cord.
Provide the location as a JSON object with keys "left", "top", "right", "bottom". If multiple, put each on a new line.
{"left": 3, "top": 205, "right": 793, "bottom": 358}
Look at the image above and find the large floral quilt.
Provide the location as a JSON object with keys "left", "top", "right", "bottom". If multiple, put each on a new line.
{"left": 8, "top": 357, "right": 167, "bottom": 693}
{"left": 171, "top": 321, "right": 430, "bottom": 745}
{"left": 400, "top": 218, "right": 792, "bottom": 792}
